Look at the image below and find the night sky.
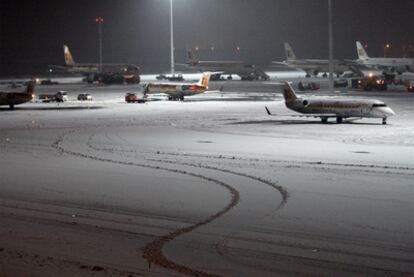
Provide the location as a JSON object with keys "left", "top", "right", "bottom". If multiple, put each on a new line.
{"left": 1, "top": 0, "right": 413, "bottom": 76}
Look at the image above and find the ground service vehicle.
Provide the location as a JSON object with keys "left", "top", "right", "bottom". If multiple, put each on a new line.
{"left": 298, "top": 81, "right": 320, "bottom": 91}
{"left": 125, "top": 93, "right": 146, "bottom": 103}
{"left": 77, "top": 93, "right": 93, "bottom": 101}
{"left": 351, "top": 76, "right": 387, "bottom": 91}
{"left": 38, "top": 91, "right": 68, "bottom": 102}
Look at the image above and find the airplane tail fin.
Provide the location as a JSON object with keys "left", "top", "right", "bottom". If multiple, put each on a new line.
{"left": 356, "top": 41, "right": 369, "bottom": 60}
{"left": 63, "top": 45, "right": 75, "bottom": 65}
{"left": 25, "top": 81, "right": 35, "bottom": 94}
{"left": 284, "top": 43, "right": 297, "bottom": 61}
{"left": 187, "top": 50, "right": 198, "bottom": 65}
{"left": 281, "top": 82, "right": 298, "bottom": 102}
{"left": 197, "top": 72, "right": 211, "bottom": 87}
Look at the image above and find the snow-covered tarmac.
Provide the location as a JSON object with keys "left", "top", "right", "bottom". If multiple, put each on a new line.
{"left": 0, "top": 81, "right": 413, "bottom": 276}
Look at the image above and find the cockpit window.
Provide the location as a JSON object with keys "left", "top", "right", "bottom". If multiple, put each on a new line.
{"left": 373, "top": 103, "right": 387, "bottom": 107}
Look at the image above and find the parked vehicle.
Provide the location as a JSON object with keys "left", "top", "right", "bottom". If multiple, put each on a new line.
{"left": 298, "top": 81, "right": 320, "bottom": 91}
{"left": 125, "top": 93, "right": 145, "bottom": 103}
{"left": 77, "top": 93, "right": 93, "bottom": 101}
{"left": 38, "top": 91, "right": 68, "bottom": 102}
{"left": 334, "top": 79, "right": 348, "bottom": 88}
{"left": 351, "top": 76, "right": 387, "bottom": 91}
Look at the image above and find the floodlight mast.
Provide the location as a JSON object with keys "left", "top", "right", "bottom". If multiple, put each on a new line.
{"left": 96, "top": 16, "right": 104, "bottom": 74}
{"left": 328, "top": 0, "right": 334, "bottom": 93}
{"left": 170, "top": 0, "right": 175, "bottom": 74}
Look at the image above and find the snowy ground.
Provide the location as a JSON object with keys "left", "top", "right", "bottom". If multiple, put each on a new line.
{"left": 0, "top": 80, "right": 413, "bottom": 276}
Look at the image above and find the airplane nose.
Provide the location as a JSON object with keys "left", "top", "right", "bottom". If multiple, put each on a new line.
{"left": 381, "top": 107, "right": 395, "bottom": 116}
{"left": 385, "top": 107, "right": 395, "bottom": 116}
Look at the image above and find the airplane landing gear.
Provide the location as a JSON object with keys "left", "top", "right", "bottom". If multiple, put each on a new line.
{"left": 382, "top": 118, "right": 387, "bottom": 125}
{"left": 168, "top": 96, "right": 184, "bottom": 101}
{"left": 321, "top": 117, "right": 328, "bottom": 124}
{"left": 336, "top": 117, "right": 343, "bottom": 124}
{"left": 9, "top": 104, "right": 14, "bottom": 110}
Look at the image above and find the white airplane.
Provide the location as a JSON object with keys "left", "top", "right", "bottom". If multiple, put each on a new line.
{"left": 266, "top": 82, "right": 395, "bottom": 125}
{"left": 142, "top": 72, "right": 221, "bottom": 101}
{"left": 49, "top": 45, "right": 140, "bottom": 84}
{"left": 356, "top": 41, "right": 414, "bottom": 74}
{"left": 0, "top": 82, "right": 35, "bottom": 109}
{"left": 184, "top": 51, "right": 269, "bottom": 81}
{"left": 273, "top": 43, "right": 354, "bottom": 77}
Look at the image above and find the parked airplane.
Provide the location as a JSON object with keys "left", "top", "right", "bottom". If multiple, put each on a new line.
{"left": 265, "top": 82, "right": 395, "bottom": 124}
{"left": 49, "top": 45, "right": 140, "bottom": 84}
{"left": 142, "top": 72, "right": 221, "bottom": 101}
{"left": 0, "top": 81, "right": 35, "bottom": 109}
{"left": 273, "top": 43, "right": 354, "bottom": 77}
{"left": 355, "top": 41, "right": 414, "bottom": 74}
{"left": 184, "top": 50, "right": 269, "bottom": 81}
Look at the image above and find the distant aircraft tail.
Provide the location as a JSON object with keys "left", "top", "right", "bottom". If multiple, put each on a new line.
{"left": 197, "top": 72, "right": 211, "bottom": 87}
{"left": 281, "top": 82, "right": 298, "bottom": 102}
{"left": 284, "top": 43, "right": 297, "bottom": 61}
{"left": 356, "top": 41, "right": 369, "bottom": 60}
{"left": 25, "top": 81, "right": 35, "bottom": 94}
{"left": 187, "top": 50, "right": 198, "bottom": 66}
{"left": 63, "top": 45, "right": 75, "bottom": 65}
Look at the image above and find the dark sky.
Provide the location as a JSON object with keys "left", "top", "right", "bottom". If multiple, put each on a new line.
{"left": 1, "top": 0, "right": 413, "bottom": 76}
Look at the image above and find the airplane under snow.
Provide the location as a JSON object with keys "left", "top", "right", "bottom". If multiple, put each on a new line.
{"left": 355, "top": 41, "right": 414, "bottom": 74}
{"left": 183, "top": 50, "right": 269, "bottom": 81}
{"left": 49, "top": 45, "right": 140, "bottom": 84}
{"left": 266, "top": 82, "right": 395, "bottom": 125}
{"left": 142, "top": 72, "right": 222, "bottom": 101}
{"left": 0, "top": 82, "right": 35, "bottom": 109}
{"left": 273, "top": 43, "right": 360, "bottom": 77}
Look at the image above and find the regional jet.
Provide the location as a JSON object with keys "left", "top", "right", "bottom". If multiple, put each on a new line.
{"left": 273, "top": 43, "right": 356, "bottom": 77}
{"left": 184, "top": 51, "right": 269, "bottom": 81}
{"left": 266, "top": 82, "right": 395, "bottom": 124}
{"left": 49, "top": 45, "right": 140, "bottom": 84}
{"left": 355, "top": 41, "right": 414, "bottom": 74}
{"left": 0, "top": 81, "right": 35, "bottom": 109}
{"left": 142, "top": 72, "right": 221, "bottom": 101}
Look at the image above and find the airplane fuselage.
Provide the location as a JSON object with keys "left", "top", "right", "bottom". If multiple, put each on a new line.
{"left": 284, "top": 59, "right": 349, "bottom": 75}
{"left": 0, "top": 82, "right": 34, "bottom": 109}
{"left": 188, "top": 61, "right": 269, "bottom": 80}
{"left": 357, "top": 58, "right": 414, "bottom": 72}
{"left": 56, "top": 63, "right": 139, "bottom": 75}
{"left": 145, "top": 83, "right": 207, "bottom": 97}
{"left": 286, "top": 97, "right": 394, "bottom": 119}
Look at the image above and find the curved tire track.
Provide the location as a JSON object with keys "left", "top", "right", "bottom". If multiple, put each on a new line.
{"left": 52, "top": 130, "right": 240, "bottom": 277}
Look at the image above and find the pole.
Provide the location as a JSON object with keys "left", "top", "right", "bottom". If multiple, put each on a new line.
{"left": 328, "top": 0, "right": 334, "bottom": 93}
{"left": 170, "top": 0, "right": 175, "bottom": 75}
{"left": 96, "top": 17, "right": 104, "bottom": 74}
{"left": 99, "top": 23, "right": 102, "bottom": 73}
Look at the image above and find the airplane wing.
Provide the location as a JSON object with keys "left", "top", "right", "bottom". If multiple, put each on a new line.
{"left": 271, "top": 61, "right": 289, "bottom": 66}
{"left": 48, "top": 65, "right": 67, "bottom": 71}
{"left": 265, "top": 106, "right": 337, "bottom": 118}
{"left": 204, "top": 85, "right": 224, "bottom": 94}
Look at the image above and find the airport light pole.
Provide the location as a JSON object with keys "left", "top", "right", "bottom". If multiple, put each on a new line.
{"left": 170, "top": 0, "right": 175, "bottom": 75}
{"left": 96, "top": 16, "right": 104, "bottom": 74}
{"left": 328, "top": 0, "right": 334, "bottom": 93}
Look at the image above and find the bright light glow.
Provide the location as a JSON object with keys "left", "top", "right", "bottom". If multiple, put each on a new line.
{"left": 95, "top": 17, "right": 104, "bottom": 24}
{"left": 368, "top": 72, "right": 374, "bottom": 78}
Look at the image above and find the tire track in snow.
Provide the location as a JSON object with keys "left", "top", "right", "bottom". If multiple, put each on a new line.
{"left": 52, "top": 130, "right": 239, "bottom": 277}
{"left": 85, "top": 131, "right": 291, "bottom": 273}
